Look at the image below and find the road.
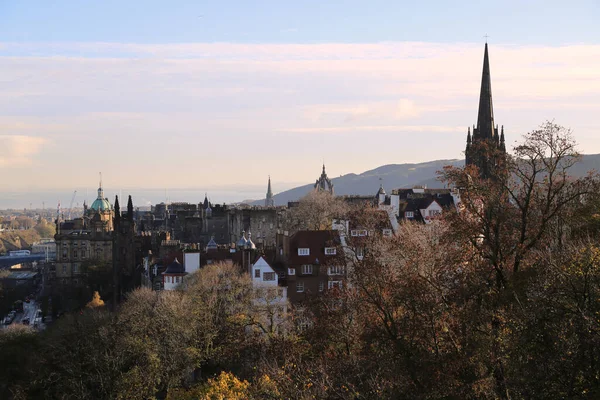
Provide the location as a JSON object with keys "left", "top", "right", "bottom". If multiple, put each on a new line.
{"left": 3, "top": 300, "right": 45, "bottom": 330}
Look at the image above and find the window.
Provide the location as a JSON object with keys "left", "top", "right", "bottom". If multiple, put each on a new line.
{"left": 296, "top": 281, "right": 304, "bottom": 292}
{"left": 73, "top": 250, "right": 78, "bottom": 259}
{"left": 428, "top": 209, "right": 441, "bottom": 217}
{"left": 301, "top": 264, "right": 313, "bottom": 275}
{"left": 328, "top": 281, "right": 343, "bottom": 289}
{"left": 319, "top": 281, "right": 324, "bottom": 292}
{"left": 263, "top": 272, "right": 276, "bottom": 281}
{"left": 382, "top": 229, "right": 392, "bottom": 237}
{"left": 62, "top": 264, "right": 67, "bottom": 274}
{"left": 328, "top": 266, "right": 344, "bottom": 275}
{"left": 81, "top": 250, "right": 86, "bottom": 259}
{"left": 298, "top": 248, "right": 310, "bottom": 256}
{"left": 356, "top": 247, "right": 364, "bottom": 259}
{"left": 73, "top": 264, "right": 79, "bottom": 274}
{"left": 324, "top": 247, "right": 336, "bottom": 255}
{"left": 288, "top": 268, "right": 296, "bottom": 276}
{"left": 405, "top": 211, "right": 414, "bottom": 218}
{"left": 254, "top": 269, "right": 261, "bottom": 278}
{"left": 352, "top": 229, "right": 367, "bottom": 236}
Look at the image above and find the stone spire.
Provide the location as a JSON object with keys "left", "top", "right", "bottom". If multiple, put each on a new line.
{"left": 476, "top": 43, "right": 497, "bottom": 141}
{"left": 465, "top": 43, "right": 506, "bottom": 178}
{"left": 127, "top": 195, "right": 134, "bottom": 221}
{"left": 265, "top": 176, "right": 274, "bottom": 207}
{"left": 114, "top": 195, "right": 121, "bottom": 227}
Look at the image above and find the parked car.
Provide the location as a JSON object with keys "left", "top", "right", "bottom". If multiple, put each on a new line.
{"left": 4, "top": 316, "right": 13, "bottom": 325}
{"left": 21, "top": 317, "right": 30, "bottom": 325}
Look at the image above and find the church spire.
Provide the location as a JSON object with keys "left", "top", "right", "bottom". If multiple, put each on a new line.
{"left": 265, "top": 176, "right": 274, "bottom": 207}
{"left": 476, "top": 43, "right": 496, "bottom": 141}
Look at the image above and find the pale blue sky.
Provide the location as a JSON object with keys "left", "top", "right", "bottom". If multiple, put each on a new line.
{"left": 1, "top": 1, "right": 599, "bottom": 45}
{"left": 0, "top": 1, "right": 599, "bottom": 208}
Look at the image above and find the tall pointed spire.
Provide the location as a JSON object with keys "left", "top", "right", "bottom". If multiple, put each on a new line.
{"left": 265, "top": 176, "right": 274, "bottom": 207}
{"left": 114, "top": 195, "right": 121, "bottom": 228}
{"left": 476, "top": 43, "right": 496, "bottom": 140}
{"left": 465, "top": 42, "right": 506, "bottom": 179}
{"left": 127, "top": 195, "right": 134, "bottom": 221}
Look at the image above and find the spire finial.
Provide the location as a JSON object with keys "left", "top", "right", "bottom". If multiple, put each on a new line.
{"left": 484, "top": 34, "right": 489, "bottom": 43}
{"left": 99, "top": 172, "right": 102, "bottom": 189}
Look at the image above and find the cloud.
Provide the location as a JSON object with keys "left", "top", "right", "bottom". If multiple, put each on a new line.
{"left": 0, "top": 135, "right": 47, "bottom": 167}
{"left": 281, "top": 125, "right": 464, "bottom": 134}
{"left": 0, "top": 41, "right": 599, "bottom": 190}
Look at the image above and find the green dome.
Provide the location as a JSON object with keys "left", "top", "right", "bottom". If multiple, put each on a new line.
{"left": 90, "top": 186, "right": 112, "bottom": 212}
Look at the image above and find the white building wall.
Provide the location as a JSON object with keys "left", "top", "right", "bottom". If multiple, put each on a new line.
{"left": 184, "top": 252, "right": 200, "bottom": 274}
{"left": 163, "top": 274, "right": 184, "bottom": 290}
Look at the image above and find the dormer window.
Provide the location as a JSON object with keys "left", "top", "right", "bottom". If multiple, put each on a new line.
{"left": 405, "top": 211, "right": 414, "bottom": 218}
{"left": 298, "top": 248, "right": 310, "bottom": 256}
{"left": 324, "top": 247, "right": 336, "bottom": 255}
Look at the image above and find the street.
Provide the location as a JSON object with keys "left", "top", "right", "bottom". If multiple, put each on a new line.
{"left": 2, "top": 300, "right": 46, "bottom": 331}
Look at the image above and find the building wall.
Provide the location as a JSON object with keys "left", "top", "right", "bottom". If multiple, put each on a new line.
{"left": 163, "top": 274, "right": 185, "bottom": 290}
{"left": 229, "top": 207, "right": 286, "bottom": 249}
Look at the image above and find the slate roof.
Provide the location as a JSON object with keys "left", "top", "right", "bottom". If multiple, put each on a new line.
{"left": 163, "top": 258, "right": 186, "bottom": 275}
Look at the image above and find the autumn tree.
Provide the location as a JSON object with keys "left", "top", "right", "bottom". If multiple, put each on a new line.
{"left": 285, "top": 190, "right": 350, "bottom": 232}
{"left": 86, "top": 291, "right": 105, "bottom": 308}
{"left": 440, "top": 121, "right": 600, "bottom": 398}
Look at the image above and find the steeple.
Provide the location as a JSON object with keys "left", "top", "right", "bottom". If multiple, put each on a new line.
{"left": 114, "top": 195, "right": 121, "bottom": 227}
{"left": 465, "top": 42, "right": 506, "bottom": 178}
{"left": 97, "top": 172, "right": 104, "bottom": 201}
{"left": 127, "top": 195, "right": 134, "bottom": 221}
{"left": 265, "top": 176, "right": 274, "bottom": 207}
{"left": 476, "top": 43, "right": 496, "bottom": 141}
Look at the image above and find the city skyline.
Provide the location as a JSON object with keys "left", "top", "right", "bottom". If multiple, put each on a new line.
{"left": 1, "top": 1, "right": 599, "bottom": 203}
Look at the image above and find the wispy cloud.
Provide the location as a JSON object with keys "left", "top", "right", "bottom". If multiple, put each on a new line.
{"left": 0, "top": 135, "right": 47, "bottom": 167}
{"left": 0, "top": 41, "right": 598, "bottom": 190}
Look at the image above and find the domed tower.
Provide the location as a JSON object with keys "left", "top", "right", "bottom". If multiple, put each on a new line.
{"left": 87, "top": 175, "right": 113, "bottom": 232}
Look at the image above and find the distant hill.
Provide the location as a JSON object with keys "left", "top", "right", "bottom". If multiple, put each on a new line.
{"left": 256, "top": 154, "right": 600, "bottom": 206}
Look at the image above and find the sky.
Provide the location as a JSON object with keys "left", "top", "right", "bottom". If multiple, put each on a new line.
{"left": 1, "top": 1, "right": 599, "bottom": 208}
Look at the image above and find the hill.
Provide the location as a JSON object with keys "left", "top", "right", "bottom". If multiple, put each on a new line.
{"left": 256, "top": 154, "right": 600, "bottom": 206}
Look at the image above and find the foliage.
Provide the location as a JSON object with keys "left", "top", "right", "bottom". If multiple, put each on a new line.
{"left": 86, "top": 291, "right": 105, "bottom": 308}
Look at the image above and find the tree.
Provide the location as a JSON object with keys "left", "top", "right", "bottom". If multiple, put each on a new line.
{"left": 86, "top": 291, "right": 105, "bottom": 308}
{"left": 440, "top": 121, "right": 600, "bottom": 398}
{"left": 33, "top": 218, "right": 55, "bottom": 238}
{"left": 285, "top": 190, "right": 349, "bottom": 232}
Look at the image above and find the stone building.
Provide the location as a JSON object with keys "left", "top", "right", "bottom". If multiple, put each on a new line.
{"left": 112, "top": 195, "right": 141, "bottom": 303}
{"left": 54, "top": 181, "right": 114, "bottom": 284}
{"left": 228, "top": 206, "right": 286, "bottom": 249}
